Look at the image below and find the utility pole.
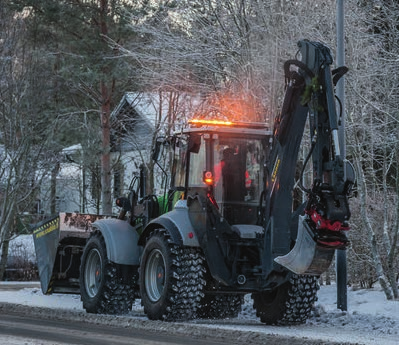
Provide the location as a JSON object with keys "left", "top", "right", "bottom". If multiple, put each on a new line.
{"left": 336, "top": 0, "right": 348, "bottom": 312}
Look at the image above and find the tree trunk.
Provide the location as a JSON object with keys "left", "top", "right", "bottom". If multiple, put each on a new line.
{"left": 0, "top": 239, "right": 10, "bottom": 281}
{"left": 99, "top": 0, "right": 112, "bottom": 215}
{"left": 0, "top": 206, "right": 14, "bottom": 281}
{"left": 387, "top": 142, "right": 399, "bottom": 299}
{"left": 50, "top": 162, "right": 59, "bottom": 215}
{"left": 82, "top": 162, "right": 87, "bottom": 214}
{"left": 355, "top": 156, "right": 393, "bottom": 300}
{"left": 100, "top": 80, "right": 112, "bottom": 215}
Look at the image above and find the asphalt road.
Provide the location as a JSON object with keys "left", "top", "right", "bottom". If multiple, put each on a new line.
{"left": 0, "top": 283, "right": 355, "bottom": 345}
{"left": 0, "top": 311, "right": 235, "bottom": 345}
{"left": 0, "top": 304, "right": 357, "bottom": 345}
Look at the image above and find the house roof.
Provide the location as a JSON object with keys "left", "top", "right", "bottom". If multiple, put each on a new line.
{"left": 111, "top": 92, "right": 166, "bottom": 132}
{"left": 111, "top": 92, "right": 172, "bottom": 152}
{"left": 111, "top": 92, "right": 202, "bottom": 135}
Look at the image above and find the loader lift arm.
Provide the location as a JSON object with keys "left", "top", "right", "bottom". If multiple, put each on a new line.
{"left": 264, "top": 40, "right": 354, "bottom": 276}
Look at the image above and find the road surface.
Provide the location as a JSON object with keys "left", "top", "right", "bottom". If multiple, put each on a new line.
{"left": 0, "top": 282, "right": 358, "bottom": 345}
{"left": 0, "top": 311, "right": 241, "bottom": 345}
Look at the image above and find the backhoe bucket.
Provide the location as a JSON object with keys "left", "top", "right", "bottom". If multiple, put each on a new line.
{"left": 274, "top": 215, "right": 335, "bottom": 276}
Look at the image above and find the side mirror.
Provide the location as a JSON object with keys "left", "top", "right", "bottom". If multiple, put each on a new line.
{"left": 152, "top": 138, "right": 164, "bottom": 161}
{"left": 188, "top": 133, "right": 201, "bottom": 153}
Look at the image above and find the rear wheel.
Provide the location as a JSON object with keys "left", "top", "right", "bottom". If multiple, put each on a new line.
{"left": 140, "top": 229, "right": 206, "bottom": 321}
{"left": 252, "top": 274, "right": 318, "bottom": 325}
{"left": 197, "top": 294, "right": 244, "bottom": 319}
{"left": 80, "top": 231, "right": 136, "bottom": 314}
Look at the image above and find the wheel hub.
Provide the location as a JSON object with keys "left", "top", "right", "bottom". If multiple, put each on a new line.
{"left": 84, "top": 248, "right": 102, "bottom": 298}
{"left": 145, "top": 249, "right": 166, "bottom": 302}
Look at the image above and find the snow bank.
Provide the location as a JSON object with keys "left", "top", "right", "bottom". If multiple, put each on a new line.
{"left": 7, "top": 235, "right": 36, "bottom": 263}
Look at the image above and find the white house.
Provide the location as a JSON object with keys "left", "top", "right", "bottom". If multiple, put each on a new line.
{"left": 40, "top": 92, "right": 198, "bottom": 216}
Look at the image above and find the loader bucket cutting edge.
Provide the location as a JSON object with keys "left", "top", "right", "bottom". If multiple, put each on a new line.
{"left": 274, "top": 215, "right": 336, "bottom": 276}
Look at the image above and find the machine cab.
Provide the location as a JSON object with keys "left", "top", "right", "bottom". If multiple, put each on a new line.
{"left": 172, "top": 119, "right": 271, "bottom": 226}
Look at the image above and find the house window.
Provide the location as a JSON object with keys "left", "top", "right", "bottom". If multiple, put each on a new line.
{"left": 113, "top": 163, "right": 124, "bottom": 198}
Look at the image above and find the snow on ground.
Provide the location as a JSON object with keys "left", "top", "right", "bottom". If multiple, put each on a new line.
{"left": 0, "top": 282, "right": 398, "bottom": 345}
{"left": 234, "top": 284, "right": 399, "bottom": 345}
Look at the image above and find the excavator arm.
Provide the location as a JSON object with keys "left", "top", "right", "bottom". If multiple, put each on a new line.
{"left": 265, "top": 40, "right": 354, "bottom": 276}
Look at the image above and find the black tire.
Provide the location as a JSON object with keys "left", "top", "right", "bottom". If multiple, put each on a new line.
{"left": 252, "top": 274, "right": 318, "bottom": 325}
{"left": 196, "top": 294, "right": 244, "bottom": 319}
{"left": 80, "top": 231, "right": 136, "bottom": 314}
{"left": 140, "top": 229, "right": 206, "bottom": 321}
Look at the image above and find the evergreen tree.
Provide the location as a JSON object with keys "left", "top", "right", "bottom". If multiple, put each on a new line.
{"left": 6, "top": 0, "right": 137, "bottom": 214}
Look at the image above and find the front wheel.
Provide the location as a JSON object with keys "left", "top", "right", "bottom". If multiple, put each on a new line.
{"left": 252, "top": 274, "right": 318, "bottom": 325}
{"left": 80, "top": 231, "right": 136, "bottom": 314}
{"left": 140, "top": 229, "right": 206, "bottom": 321}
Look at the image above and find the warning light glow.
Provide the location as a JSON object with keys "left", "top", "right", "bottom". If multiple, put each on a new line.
{"left": 189, "top": 119, "right": 233, "bottom": 127}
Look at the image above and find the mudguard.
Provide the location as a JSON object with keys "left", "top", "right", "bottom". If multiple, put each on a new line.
{"left": 93, "top": 218, "right": 141, "bottom": 265}
{"left": 139, "top": 200, "right": 200, "bottom": 247}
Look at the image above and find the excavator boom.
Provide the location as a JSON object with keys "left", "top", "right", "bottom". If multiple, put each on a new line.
{"left": 266, "top": 40, "right": 354, "bottom": 275}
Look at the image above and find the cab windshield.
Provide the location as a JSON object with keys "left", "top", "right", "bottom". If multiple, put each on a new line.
{"left": 188, "top": 133, "right": 266, "bottom": 225}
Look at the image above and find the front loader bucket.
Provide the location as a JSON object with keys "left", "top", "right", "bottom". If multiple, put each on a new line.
{"left": 32, "top": 216, "right": 61, "bottom": 294}
{"left": 33, "top": 212, "right": 110, "bottom": 294}
{"left": 274, "top": 215, "right": 336, "bottom": 275}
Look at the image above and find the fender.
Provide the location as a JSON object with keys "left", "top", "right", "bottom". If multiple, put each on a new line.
{"left": 92, "top": 218, "right": 141, "bottom": 265}
{"left": 139, "top": 200, "right": 200, "bottom": 247}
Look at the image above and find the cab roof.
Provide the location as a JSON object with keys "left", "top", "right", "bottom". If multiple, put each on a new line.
{"left": 180, "top": 119, "right": 272, "bottom": 138}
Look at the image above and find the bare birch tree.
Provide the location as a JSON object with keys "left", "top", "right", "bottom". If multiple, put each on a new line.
{"left": 0, "top": 8, "right": 56, "bottom": 279}
{"left": 119, "top": 0, "right": 339, "bottom": 123}
{"left": 345, "top": 0, "right": 399, "bottom": 299}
